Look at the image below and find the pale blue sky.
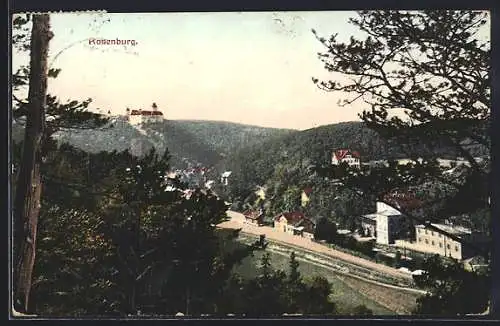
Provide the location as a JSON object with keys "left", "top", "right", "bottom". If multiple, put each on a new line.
{"left": 12, "top": 11, "right": 490, "bottom": 130}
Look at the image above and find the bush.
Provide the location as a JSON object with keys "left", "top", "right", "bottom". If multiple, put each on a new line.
{"left": 394, "top": 251, "right": 402, "bottom": 268}
{"left": 375, "top": 252, "right": 394, "bottom": 266}
{"left": 351, "top": 304, "right": 374, "bottom": 316}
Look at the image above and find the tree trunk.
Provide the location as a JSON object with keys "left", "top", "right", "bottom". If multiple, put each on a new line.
{"left": 13, "top": 14, "right": 53, "bottom": 314}
{"left": 129, "top": 283, "right": 136, "bottom": 314}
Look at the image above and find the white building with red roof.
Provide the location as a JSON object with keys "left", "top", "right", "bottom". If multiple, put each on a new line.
{"left": 331, "top": 149, "right": 361, "bottom": 169}
{"left": 126, "top": 104, "right": 164, "bottom": 125}
{"left": 274, "top": 212, "right": 316, "bottom": 240}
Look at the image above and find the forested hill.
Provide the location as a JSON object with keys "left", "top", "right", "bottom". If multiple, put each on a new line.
{"left": 12, "top": 119, "right": 487, "bottom": 172}
{"left": 219, "top": 121, "right": 488, "bottom": 196}
{"left": 11, "top": 118, "right": 294, "bottom": 168}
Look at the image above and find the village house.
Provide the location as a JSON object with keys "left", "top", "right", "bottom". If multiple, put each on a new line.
{"left": 395, "top": 223, "right": 488, "bottom": 260}
{"left": 243, "top": 209, "right": 264, "bottom": 226}
{"left": 361, "top": 191, "right": 422, "bottom": 245}
{"left": 274, "top": 212, "right": 316, "bottom": 240}
{"left": 221, "top": 171, "right": 232, "bottom": 186}
{"left": 368, "top": 201, "right": 407, "bottom": 245}
{"left": 301, "top": 187, "right": 313, "bottom": 207}
{"left": 331, "top": 149, "right": 361, "bottom": 169}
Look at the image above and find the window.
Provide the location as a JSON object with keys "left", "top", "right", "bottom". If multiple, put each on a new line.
{"left": 431, "top": 231, "right": 434, "bottom": 236}
{"left": 438, "top": 234, "right": 442, "bottom": 238}
{"left": 425, "top": 239, "right": 429, "bottom": 244}
{"left": 425, "top": 230, "right": 428, "bottom": 234}
{"left": 447, "top": 244, "right": 451, "bottom": 249}
{"left": 455, "top": 246, "right": 459, "bottom": 252}
{"left": 417, "top": 229, "right": 421, "bottom": 234}
{"left": 431, "top": 241, "right": 435, "bottom": 246}
{"left": 439, "top": 243, "right": 443, "bottom": 248}
{"left": 418, "top": 238, "right": 422, "bottom": 242}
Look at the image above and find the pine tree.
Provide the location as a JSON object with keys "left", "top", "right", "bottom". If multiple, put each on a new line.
{"left": 12, "top": 14, "right": 109, "bottom": 313}
{"left": 286, "top": 252, "right": 305, "bottom": 313}
{"left": 13, "top": 14, "right": 53, "bottom": 314}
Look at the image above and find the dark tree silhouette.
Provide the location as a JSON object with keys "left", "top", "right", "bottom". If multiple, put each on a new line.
{"left": 12, "top": 14, "right": 109, "bottom": 314}
{"left": 13, "top": 14, "right": 53, "bottom": 314}
{"left": 313, "top": 10, "right": 492, "bottom": 316}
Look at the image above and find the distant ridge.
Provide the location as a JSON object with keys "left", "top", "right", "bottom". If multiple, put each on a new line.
{"left": 12, "top": 118, "right": 295, "bottom": 168}
{"left": 12, "top": 119, "right": 487, "bottom": 171}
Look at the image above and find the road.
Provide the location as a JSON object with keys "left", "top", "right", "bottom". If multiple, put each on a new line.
{"left": 218, "top": 211, "right": 413, "bottom": 281}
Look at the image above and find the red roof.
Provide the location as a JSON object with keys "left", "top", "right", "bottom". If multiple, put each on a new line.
{"left": 129, "top": 110, "right": 163, "bottom": 116}
{"left": 297, "top": 218, "right": 316, "bottom": 233}
{"left": 383, "top": 192, "right": 423, "bottom": 210}
{"left": 303, "top": 187, "right": 313, "bottom": 195}
{"left": 334, "top": 149, "right": 360, "bottom": 160}
{"left": 274, "top": 211, "right": 305, "bottom": 224}
{"left": 243, "top": 210, "right": 262, "bottom": 220}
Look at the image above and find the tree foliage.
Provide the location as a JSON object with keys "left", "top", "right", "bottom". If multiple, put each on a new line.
{"left": 313, "top": 10, "right": 491, "bottom": 315}
{"left": 312, "top": 11, "right": 489, "bottom": 209}
{"left": 19, "top": 143, "right": 260, "bottom": 316}
{"left": 412, "top": 255, "right": 490, "bottom": 316}
{"left": 313, "top": 11, "right": 489, "bottom": 161}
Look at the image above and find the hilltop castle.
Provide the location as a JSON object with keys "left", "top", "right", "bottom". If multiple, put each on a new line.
{"left": 125, "top": 103, "right": 164, "bottom": 125}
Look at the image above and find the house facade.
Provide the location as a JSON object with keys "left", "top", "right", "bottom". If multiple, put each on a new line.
{"left": 331, "top": 149, "right": 361, "bottom": 168}
{"left": 274, "top": 212, "right": 315, "bottom": 240}
{"left": 395, "top": 223, "right": 489, "bottom": 261}
{"left": 363, "top": 201, "right": 412, "bottom": 245}
{"left": 410, "top": 224, "right": 486, "bottom": 260}
{"left": 376, "top": 212, "right": 407, "bottom": 245}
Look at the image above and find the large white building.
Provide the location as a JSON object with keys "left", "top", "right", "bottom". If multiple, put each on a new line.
{"left": 126, "top": 108, "right": 164, "bottom": 125}
{"left": 331, "top": 149, "right": 361, "bottom": 168}
{"left": 362, "top": 191, "right": 423, "bottom": 245}
{"left": 363, "top": 202, "right": 409, "bottom": 245}
{"left": 395, "top": 223, "right": 489, "bottom": 260}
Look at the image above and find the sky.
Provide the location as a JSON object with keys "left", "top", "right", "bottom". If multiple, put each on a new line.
{"left": 12, "top": 11, "right": 490, "bottom": 130}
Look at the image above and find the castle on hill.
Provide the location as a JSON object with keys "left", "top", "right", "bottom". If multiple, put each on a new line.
{"left": 125, "top": 102, "right": 164, "bottom": 125}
